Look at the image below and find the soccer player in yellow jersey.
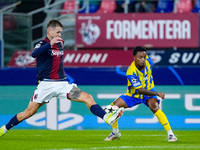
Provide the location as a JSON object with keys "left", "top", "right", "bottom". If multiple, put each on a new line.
{"left": 104, "top": 46, "right": 177, "bottom": 142}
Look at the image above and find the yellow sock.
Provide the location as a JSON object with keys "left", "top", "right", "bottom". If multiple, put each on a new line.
{"left": 110, "top": 103, "right": 119, "bottom": 133}
{"left": 112, "top": 119, "right": 118, "bottom": 129}
{"left": 154, "top": 109, "right": 171, "bottom": 132}
{"left": 110, "top": 103, "right": 118, "bottom": 128}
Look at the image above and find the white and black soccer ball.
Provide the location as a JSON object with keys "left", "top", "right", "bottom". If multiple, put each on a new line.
{"left": 104, "top": 105, "right": 119, "bottom": 113}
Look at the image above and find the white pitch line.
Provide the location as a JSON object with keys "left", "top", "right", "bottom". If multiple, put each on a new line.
{"left": 90, "top": 145, "right": 200, "bottom": 149}
{"left": 34, "top": 145, "right": 200, "bottom": 150}
{"left": 94, "top": 134, "right": 166, "bottom": 137}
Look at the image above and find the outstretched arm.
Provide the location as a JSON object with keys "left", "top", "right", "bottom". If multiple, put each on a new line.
{"left": 137, "top": 88, "right": 165, "bottom": 99}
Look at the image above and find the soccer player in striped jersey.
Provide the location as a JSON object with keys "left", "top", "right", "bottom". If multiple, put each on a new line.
{"left": 0, "top": 19, "right": 124, "bottom": 137}
{"left": 104, "top": 46, "right": 177, "bottom": 142}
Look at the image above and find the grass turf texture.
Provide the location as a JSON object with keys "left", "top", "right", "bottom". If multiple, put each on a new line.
{"left": 0, "top": 130, "right": 200, "bottom": 150}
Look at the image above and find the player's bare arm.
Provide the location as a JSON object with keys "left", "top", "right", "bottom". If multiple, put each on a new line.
{"left": 157, "top": 92, "right": 165, "bottom": 99}
{"left": 137, "top": 88, "right": 165, "bottom": 99}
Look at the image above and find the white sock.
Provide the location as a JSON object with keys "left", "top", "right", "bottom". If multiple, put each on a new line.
{"left": 167, "top": 129, "right": 174, "bottom": 136}
{"left": 113, "top": 128, "right": 119, "bottom": 134}
{"left": 103, "top": 113, "right": 108, "bottom": 121}
{"left": 3, "top": 125, "right": 8, "bottom": 133}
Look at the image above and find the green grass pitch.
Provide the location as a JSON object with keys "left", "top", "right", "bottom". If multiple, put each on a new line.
{"left": 0, "top": 130, "right": 200, "bottom": 150}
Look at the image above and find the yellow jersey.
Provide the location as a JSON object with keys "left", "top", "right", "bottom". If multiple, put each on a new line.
{"left": 125, "top": 55, "right": 155, "bottom": 99}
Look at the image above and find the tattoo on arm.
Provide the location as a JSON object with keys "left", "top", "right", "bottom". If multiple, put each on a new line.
{"left": 68, "top": 86, "right": 83, "bottom": 99}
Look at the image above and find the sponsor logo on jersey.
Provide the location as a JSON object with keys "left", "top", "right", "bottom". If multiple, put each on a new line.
{"left": 131, "top": 77, "right": 137, "bottom": 84}
{"left": 34, "top": 44, "right": 41, "bottom": 49}
{"left": 143, "top": 76, "right": 148, "bottom": 81}
{"left": 133, "top": 82, "right": 141, "bottom": 87}
{"left": 51, "top": 50, "right": 64, "bottom": 56}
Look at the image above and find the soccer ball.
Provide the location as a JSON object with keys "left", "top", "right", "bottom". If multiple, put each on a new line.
{"left": 104, "top": 105, "right": 119, "bottom": 113}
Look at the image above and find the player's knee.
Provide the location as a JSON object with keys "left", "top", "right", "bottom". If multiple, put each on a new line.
{"left": 150, "top": 105, "right": 160, "bottom": 113}
{"left": 152, "top": 107, "right": 159, "bottom": 113}
{"left": 148, "top": 99, "right": 160, "bottom": 113}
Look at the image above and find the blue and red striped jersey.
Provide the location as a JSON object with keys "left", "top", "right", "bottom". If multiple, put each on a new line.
{"left": 32, "top": 37, "right": 66, "bottom": 82}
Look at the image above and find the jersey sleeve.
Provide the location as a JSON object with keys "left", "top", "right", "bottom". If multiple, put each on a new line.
{"left": 127, "top": 73, "right": 142, "bottom": 89}
{"left": 146, "top": 55, "right": 153, "bottom": 66}
{"left": 32, "top": 40, "right": 51, "bottom": 58}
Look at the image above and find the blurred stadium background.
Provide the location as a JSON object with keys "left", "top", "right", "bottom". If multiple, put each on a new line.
{"left": 0, "top": 0, "right": 200, "bottom": 131}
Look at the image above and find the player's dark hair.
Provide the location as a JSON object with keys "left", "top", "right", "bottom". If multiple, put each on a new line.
{"left": 133, "top": 46, "right": 147, "bottom": 56}
{"left": 47, "top": 19, "right": 63, "bottom": 28}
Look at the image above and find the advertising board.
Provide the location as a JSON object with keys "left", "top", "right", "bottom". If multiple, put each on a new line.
{"left": 76, "top": 13, "right": 199, "bottom": 48}
{"left": 8, "top": 49, "right": 200, "bottom": 67}
{"left": 0, "top": 85, "right": 199, "bottom": 130}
